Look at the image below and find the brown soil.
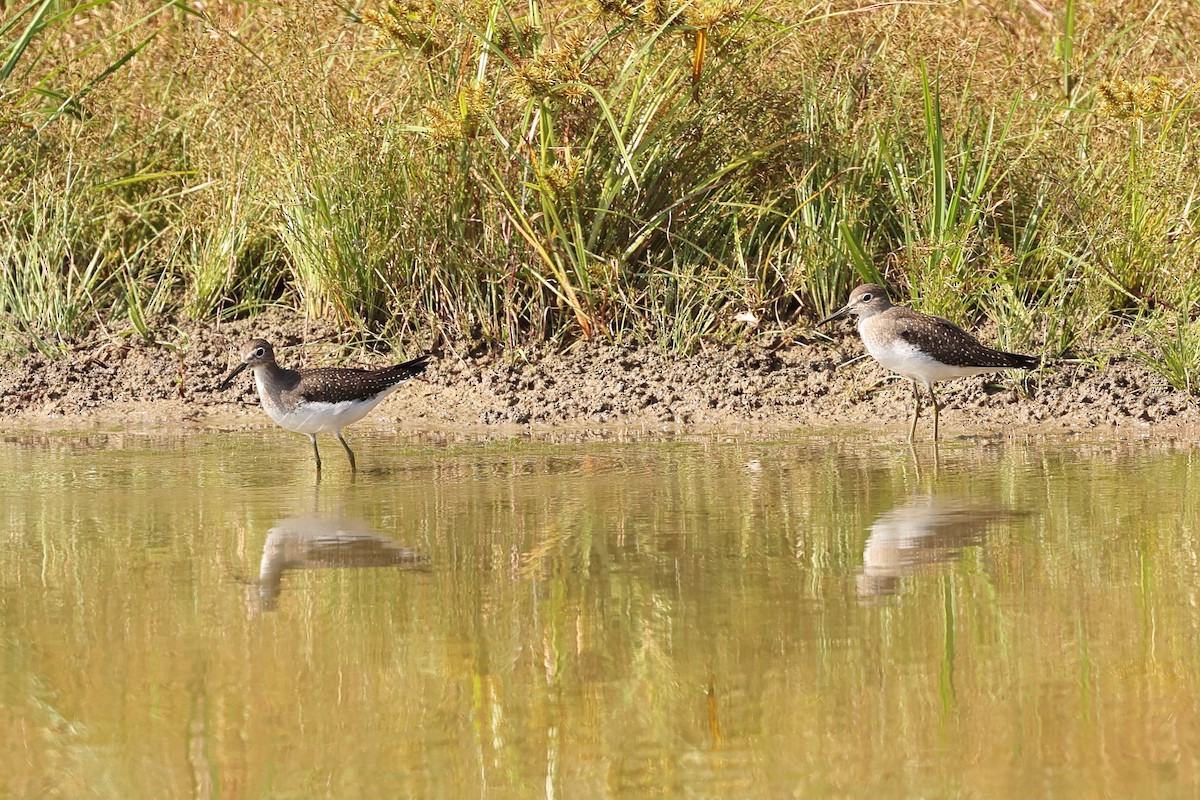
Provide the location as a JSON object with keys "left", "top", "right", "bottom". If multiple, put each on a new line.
{"left": 1, "top": 308, "right": 1196, "bottom": 438}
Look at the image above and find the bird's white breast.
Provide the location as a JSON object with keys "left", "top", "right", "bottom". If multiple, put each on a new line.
{"left": 254, "top": 372, "right": 399, "bottom": 434}
{"left": 276, "top": 397, "right": 390, "bottom": 434}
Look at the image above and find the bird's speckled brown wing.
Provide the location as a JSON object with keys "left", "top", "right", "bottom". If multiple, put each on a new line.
{"left": 295, "top": 355, "right": 431, "bottom": 404}
{"left": 894, "top": 311, "right": 1039, "bottom": 369}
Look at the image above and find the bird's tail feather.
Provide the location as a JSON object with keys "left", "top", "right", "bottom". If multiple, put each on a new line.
{"left": 386, "top": 354, "right": 432, "bottom": 382}
{"left": 1001, "top": 351, "right": 1040, "bottom": 370}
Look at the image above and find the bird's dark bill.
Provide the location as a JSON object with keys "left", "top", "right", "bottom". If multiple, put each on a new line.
{"left": 818, "top": 306, "right": 850, "bottom": 326}
{"left": 217, "top": 361, "right": 249, "bottom": 391}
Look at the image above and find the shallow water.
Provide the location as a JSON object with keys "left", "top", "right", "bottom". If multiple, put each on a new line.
{"left": 3, "top": 429, "right": 1200, "bottom": 798}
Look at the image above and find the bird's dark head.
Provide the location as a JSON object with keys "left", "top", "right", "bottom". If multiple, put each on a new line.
{"left": 218, "top": 338, "right": 277, "bottom": 391}
{"left": 238, "top": 338, "right": 276, "bottom": 368}
{"left": 818, "top": 283, "right": 893, "bottom": 326}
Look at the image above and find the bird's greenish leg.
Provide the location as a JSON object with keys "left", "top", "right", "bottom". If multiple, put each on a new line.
{"left": 929, "top": 383, "right": 941, "bottom": 442}
{"left": 908, "top": 380, "right": 922, "bottom": 443}
{"left": 336, "top": 431, "right": 357, "bottom": 473}
{"left": 309, "top": 434, "right": 322, "bottom": 474}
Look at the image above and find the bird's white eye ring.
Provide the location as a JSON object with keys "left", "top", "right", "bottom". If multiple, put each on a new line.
{"left": 254, "top": 347, "right": 265, "bottom": 358}
{"left": 861, "top": 292, "right": 873, "bottom": 302}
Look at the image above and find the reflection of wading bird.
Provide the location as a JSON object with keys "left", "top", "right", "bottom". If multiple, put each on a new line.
{"left": 820, "top": 284, "right": 1040, "bottom": 441}
{"left": 857, "top": 497, "right": 1022, "bottom": 598}
{"left": 254, "top": 515, "right": 428, "bottom": 611}
{"left": 218, "top": 339, "right": 430, "bottom": 474}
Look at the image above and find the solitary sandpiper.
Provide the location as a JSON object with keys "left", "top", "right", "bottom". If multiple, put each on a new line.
{"left": 819, "top": 283, "right": 1039, "bottom": 441}
{"left": 218, "top": 338, "right": 430, "bottom": 473}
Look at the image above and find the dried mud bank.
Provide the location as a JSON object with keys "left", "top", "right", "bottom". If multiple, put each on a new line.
{"left": 0, "top": 309, "right": 1196, "bottom": 438}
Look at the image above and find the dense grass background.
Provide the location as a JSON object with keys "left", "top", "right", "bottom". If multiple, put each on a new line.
{"left": 1, "top": 1, "right": 1198, "bottom": 384}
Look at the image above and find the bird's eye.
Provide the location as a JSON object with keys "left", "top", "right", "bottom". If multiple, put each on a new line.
{"left": 254, "top": 347, "right": 265, "bottom": 358}
{"left": 860, "top": 292, "right": 873, "bottom": 302}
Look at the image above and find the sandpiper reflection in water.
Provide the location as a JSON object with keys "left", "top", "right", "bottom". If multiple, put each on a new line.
{"left": 253, "top": 515, "right": 429, "bottom": 611}
{"left": 857, "top": 496, "right": 1025, "bottom": 599}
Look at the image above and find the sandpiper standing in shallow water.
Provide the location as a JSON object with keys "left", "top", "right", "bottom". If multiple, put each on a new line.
{"left": 819, "top": 283, "right": 1039, "bottom": 441}
{"left": 218, "top": 338, "right": 430, "bottom": 474}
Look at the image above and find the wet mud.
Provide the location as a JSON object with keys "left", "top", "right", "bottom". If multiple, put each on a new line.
{"left": 1, "top": 308, "right": 1194, "bottom": 438}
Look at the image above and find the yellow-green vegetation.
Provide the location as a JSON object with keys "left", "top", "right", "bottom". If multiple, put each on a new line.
{"left": 1, "top": 1, "right": 1198, "bottom": 383}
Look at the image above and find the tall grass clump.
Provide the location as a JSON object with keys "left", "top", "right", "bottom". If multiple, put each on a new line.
{"left": 340, "top": 0, "right": 864, "bottom": 347}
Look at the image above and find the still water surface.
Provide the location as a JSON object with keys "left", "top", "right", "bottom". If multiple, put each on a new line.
{"left": 3, "top": 430, "right": 1200, "bottom": 798}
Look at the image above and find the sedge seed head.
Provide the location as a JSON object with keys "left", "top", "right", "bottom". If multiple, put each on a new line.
{"left": 422, "top": 81, "right": 491, "bottom": 145}
{"left": 594, "top": 0, "right": 748, "bottom": 29}
{"left": 492, "top": 19, "right": 542, "bottom": 54}
{"left": 592, "top": 0, "right": 640, "bottom": 21}
{"left": 362, "top": 1, "right": 445, "bottom": 52}
{"left": 683, "top": 0, "right": 748, "bottom": 29}
{"left": 1096, "top": 76, "right": 1169, "bottom": 120}
{"left": 505, "top": 35, "right": 588, "bottom": 105}
{"left": 539, "top": 150, "right": 582, "bottom": 201}
{"left": 421, "top": 103, "right": 461, "bottom": 144}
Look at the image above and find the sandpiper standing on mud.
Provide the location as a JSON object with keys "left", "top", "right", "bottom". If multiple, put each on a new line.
{"left": 218, "top": 339, "right": 430, "bottom": 474}
{"left": 819, "top": 284, "right": 1039, "bottom": 441}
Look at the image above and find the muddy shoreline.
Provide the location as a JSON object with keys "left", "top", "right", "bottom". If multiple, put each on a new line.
{"left": 1, "top": 309, "right": 1196, "bottom": 439}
